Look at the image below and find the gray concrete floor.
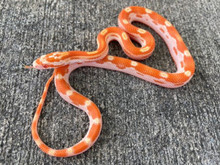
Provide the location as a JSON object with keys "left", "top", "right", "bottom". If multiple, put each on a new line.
{"left": 0, "top": 0, "right": 219, "bottom": 164}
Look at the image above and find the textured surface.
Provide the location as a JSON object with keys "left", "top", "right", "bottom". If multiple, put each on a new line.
{"left": 0, "top": 0, "right": 219, "bottom": 164}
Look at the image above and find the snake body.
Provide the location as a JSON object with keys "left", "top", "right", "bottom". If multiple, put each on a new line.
{"left": 30, "top": 6, "right": 195, "bottom": 157}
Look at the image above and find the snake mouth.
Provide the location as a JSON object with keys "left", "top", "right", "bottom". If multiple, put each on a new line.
{"left": 33, "top": 59, "right": 48, "bottom": 69}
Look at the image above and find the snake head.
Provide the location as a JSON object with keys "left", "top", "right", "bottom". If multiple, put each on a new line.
{"left": 32, "top": 52, "right": 72, "bottom": 69}
{"left": 32, "top": 51, "right": 99, "bottom": 69}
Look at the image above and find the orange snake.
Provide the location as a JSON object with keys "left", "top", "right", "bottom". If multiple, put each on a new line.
{"left": 27, "top": 6, "right": 195, "bottom": 157}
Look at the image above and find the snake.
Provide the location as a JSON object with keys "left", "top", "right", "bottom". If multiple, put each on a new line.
{"left": 27, "top": 6, "right": 195, "bottom": 157}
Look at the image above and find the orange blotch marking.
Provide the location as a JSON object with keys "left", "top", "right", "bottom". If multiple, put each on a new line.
{"left": 42, "top": 91, "right": 48, "bottom": 99}
{"left": 36, "top": 104, "right": 43, "bottom": 115}
{"left": 181, "top": 61, "right": 184, "bottom": 68}
{"left": 96, "top": 60, "right": 106, "bottom": 64}
{"left": 53, "top": 150, "right": 68, "bottom": 157}
{"left": 55, "top": 79, "right": 71, "bottom": 95}
{"left": 32, "top": 120, "right": 37, "bottom": 129}
{"left": 87, "top": 124, "right": 101, "bottom": 142}
{"left": 31, "top": 127, "right": 38, "bottom": 140}
{"left": 32, "top": 133, "right": 38, "bottom": 141}
{"left": 166, "top": 73, "right": 190, "bottom": 84}
{"left": 97, "top": 40, "right": 106, "bottom": 51}
{"left": 39, "top": 143, "right": 50, "bottom": 153}
{"left": 159, "top": 27, "right": 165, "bottom": 33}
{"left": 69, "top": 93, "right": 86, "bottom": 106}
{"left": 113, "top": 57, "right": 130, "bottom": 69}
{"left": 96, "top": 56, "right": 110, "bottom": 64}
{"left": 152, "top": 20, "right": 158, "bottom": 25}
{"left": 116, "top": 63, "right": 126, "bottom": 69}
{"left": 87, "top": 105, "right": 101, "bottom": 119}
{"left": 183, "top": 56, "right": 195, "bottom": 74}
{"left": 130, "top": 6, "right": 146, "bottom": 14}
{"left": 72, "top": 141, "right": 88, "bottom": 154}
{"left": 136, "top": 14, "right": 143, "bottom": 18}
{"left": 109, "top": 34, "right": 118, "bottom": 38}
{"left": 55, "top": 66, "right": 69, "bottom": 76}
{"left": 173, "top": 47, "right": 178, "bottom": 55}
{"left": 97, "top": 33, "right": 107, "bottom": 41}
{"left": 149, "top": 12, "right": 166, "bottom": 25}
{"left": 135, "top": 63, "right": 157, "bottom": 77}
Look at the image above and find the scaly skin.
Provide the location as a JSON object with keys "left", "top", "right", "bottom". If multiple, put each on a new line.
{"left": 29, "top": 6, "right": 195, "bottom": 157}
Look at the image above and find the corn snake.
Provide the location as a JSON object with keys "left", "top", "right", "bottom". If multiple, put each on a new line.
{"left": 27, "top": 6, "right": 195, "bottom": 157}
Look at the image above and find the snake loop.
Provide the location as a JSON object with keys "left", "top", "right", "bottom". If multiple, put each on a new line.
{"left": 29, "top": 6, "right": 195, "bottom": 157}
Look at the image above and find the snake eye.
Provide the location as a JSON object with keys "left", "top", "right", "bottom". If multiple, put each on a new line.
{"left": 42, "top": 64, "right": 48, "bottom": 68}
